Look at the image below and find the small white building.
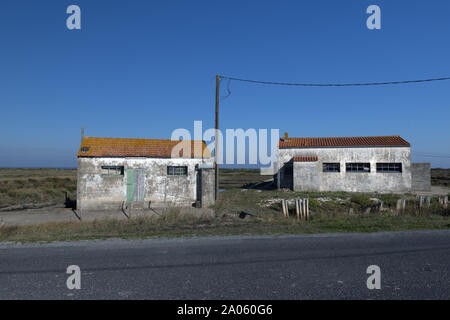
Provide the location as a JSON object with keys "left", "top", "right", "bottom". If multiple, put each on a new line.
{"left": 276, "top": 134, "right": 430, "bottom": 193}
{"left": 77, "top": 136, "right": 214, "bottom": 210}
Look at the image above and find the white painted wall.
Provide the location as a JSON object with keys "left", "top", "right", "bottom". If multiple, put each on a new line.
{"left": 278, "top": 146, "right": 412, "bottom": 193}
{"left": 77, "top": 157, "right": 211, "bottom": 210}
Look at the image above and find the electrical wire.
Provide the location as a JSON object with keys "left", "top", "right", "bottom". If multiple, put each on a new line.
{"left": 220, "top": 75, "right": 450, "bottom": 87}
{"left": 413, "top": 153, "right": 450, "bottom": 159}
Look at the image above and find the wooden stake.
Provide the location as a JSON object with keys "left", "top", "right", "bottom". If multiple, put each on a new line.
{"left": 281, "top": 200, "right": 287, "bottom": 217}
{"left": 299, "top": 199, "right": 304, "bottom": 220}
{"left": 305, "top": 198, "right": 309, "bottom": 220}
{"left": 396, "top": 199, "right": 403, "bottom": 215}
{"left": 295, "top": 199, "right": 300, "bottom": 220}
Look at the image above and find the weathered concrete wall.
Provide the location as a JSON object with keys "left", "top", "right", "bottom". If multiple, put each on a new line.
{"left": 77, "top": 157, "right": 211, "bottom": 210}
{"left": 278, "top": 146, "right": 412, "bottom": 193}
{"left": 411, "top": 163, "right": 431, "bottom": 191}
{"left": 198, "top": 168, "right": 215, "bottom": 207}
{"left": 293, "top": 162, "right": 320, "bottom": 191}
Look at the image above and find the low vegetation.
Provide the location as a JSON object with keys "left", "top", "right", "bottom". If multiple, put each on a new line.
{"left": 431, "top": 168, "right": 450, "bottom": 187}
{"left": 0, "top": 201, "right": 448, "bottom": 242}
{"left": 0, "top": 169, "right": 76, "bottom": 209}
{"left": 0, "top": 168, "right": 449, "bottom": 242}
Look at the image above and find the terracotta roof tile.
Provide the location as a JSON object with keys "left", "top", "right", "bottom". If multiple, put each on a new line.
{"left": 279, "top": 136, "right": 410, "bottom": 148}
{"left": 77, "top": 137, "right": 211, "bottom": 158}
{"left": 293, "top": 156, "right": 319, "bottom": 162}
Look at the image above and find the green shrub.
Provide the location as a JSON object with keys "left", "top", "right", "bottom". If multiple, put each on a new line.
{"left": 350, "top": 194, "right": 378, "bottom": 210}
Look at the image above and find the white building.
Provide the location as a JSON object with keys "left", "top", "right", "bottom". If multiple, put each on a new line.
{"left": 77, "top": 136, "right": 214, "bottom": 210}
{"left": 277, "top": 134, "right": 430, "bottom": 193}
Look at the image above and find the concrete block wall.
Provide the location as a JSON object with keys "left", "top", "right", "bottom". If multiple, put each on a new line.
{"left": 411, "top": 163, "right": 431, "bottom": 191}
{"left": 293, "top": 162, "right": 320, "bottom": 191}
{"left": 197, "top": 167, "right": 215, "bottom": 207}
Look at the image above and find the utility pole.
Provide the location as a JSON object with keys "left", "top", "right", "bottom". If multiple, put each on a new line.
{"left": 215, "top": 75, "right": 220, "bottom": 200}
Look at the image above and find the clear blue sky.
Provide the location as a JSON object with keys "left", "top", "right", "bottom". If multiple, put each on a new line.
{"left": 1, "top": 0, "right": 449, "bottom": 168}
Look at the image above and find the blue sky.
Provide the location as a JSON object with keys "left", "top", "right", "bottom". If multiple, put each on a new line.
{"left": 0, "top": 0, "right": 449, "bottom": 168}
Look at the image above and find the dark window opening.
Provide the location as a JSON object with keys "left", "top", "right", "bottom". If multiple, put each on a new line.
{"left": 376, "top": 163, "right": 402, "bottom": 173}
{"left": 167, "top": 166, "right": 188, "bottom": 176}
{"left": 323, "top": 163, "right": 340, "bottom": 172}
{"left": 81, "top": 147, "right": 90, "bottom": 153}
{"left": 346, "top": 163, "right": 370, "bottom": 173}
{"left": 101, "top": 166, "right": 124, "bottom": 175}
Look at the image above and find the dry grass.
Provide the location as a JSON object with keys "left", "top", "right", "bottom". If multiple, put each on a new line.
{"left": 0, "top": 172, "right": 76, "bottom": 209}
{"left": 1, "top": 197, "right": 449, "bottom": 243}
{"left": 0, "top": 168, "right": 449, "bottom": 243}
{"left": 431, "top": 168, "right": 450, "bottom": 187}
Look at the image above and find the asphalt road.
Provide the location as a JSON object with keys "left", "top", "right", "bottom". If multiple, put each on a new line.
{"left": 0, "top": 230, "right": 449, "bottom": 299}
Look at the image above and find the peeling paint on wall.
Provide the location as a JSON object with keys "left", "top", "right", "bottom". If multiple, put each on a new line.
{"left": 278, "top": 146, "right": 413, "bottom": 193}
{"left": 77, "top": 157, "right": 213, "bottom": 210}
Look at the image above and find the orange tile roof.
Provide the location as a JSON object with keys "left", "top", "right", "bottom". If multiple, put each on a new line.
{"left": 293, "top": 156, "right": 319, "bottom": 162}
{"left": 279, "top": 135, "right": 410, "bottom": 148}
{"left": 77, "top": 137, "right": 211, "bottom": 158}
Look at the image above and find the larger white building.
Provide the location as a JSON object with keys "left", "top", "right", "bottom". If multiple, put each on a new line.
{"left": 276, "top": 134, "right": 430, "bottom": 193}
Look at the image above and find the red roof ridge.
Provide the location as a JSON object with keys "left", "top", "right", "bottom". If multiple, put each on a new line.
{"left": 279, "top": 135, "right": 410, "bottom": 148}
{"left": 293, "top": 156, "right": 319, "bottom": 162}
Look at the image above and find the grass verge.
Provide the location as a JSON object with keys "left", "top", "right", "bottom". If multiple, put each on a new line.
{"left": 1, "top": 209, "right": 449, "bottom": 243}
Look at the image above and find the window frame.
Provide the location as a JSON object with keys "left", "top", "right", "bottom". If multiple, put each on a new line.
{"left": 323, "top": 163, "right": 340, "bottom": 173}
{"left": 101, "top": 165, "right": 124, "bottom": 176}
{"left": 376, "top": 163, "right": 402, "bottom": 173}
{"left": 346, "top": 163, "right": 371, "bottom": 173}
{"left": 167, "top": 165, "right": 188, "bottom": 176}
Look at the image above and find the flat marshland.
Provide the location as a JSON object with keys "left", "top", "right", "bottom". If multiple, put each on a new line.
{"left": 0, "top": 168, "right": 449, "bottom": 242}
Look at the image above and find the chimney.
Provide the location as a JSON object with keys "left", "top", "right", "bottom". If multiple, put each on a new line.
{"left": 284, "top": 132, "right": 288, "bottom": 139}
{"left": 81, "top": 126, "right": 84, "bottom": 142}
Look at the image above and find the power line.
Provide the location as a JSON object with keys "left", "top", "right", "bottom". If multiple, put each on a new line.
{"left": 413, "top": 153, "right": 450, "bottom": 159}
{"left": 220, "top": 75, "right": 450, "bottom": 87}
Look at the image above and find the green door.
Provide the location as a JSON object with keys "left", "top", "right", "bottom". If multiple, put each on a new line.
{"left": 126, "top": 169, "right": 134, "bottom": 202}
{"left": 126, "top": 169, "right": 145, "bottom": 202}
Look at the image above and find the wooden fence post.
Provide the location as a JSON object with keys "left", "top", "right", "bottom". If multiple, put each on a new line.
{"left": 295, "top": 199, "right": 300, "bottom": 220}
{"left": 306, "top": 198, "right": 309, "bottom": 220}
{"left": 396, "top": 199, "right": 402, "bottom": 214}
{"left": 304, "top": 198, "right": 309, "bottom": 220}
{"left": 283, "top": 200, "right": 289, "bottom": 217}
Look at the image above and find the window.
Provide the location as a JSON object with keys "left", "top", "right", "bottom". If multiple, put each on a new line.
{"left": 346, "top": 163, "right": 370, "bottom": 173}
{"left": 101, "top": 166, "right": 124, "bottom": 175}
{"left": 323, "top": 163, "right": 340, "bottom": 172}
{"left": 167, "top": 166, "right": 188, "bottom": 176}
{"left": 377, "top": 163, "right": 402, "bottom": 173}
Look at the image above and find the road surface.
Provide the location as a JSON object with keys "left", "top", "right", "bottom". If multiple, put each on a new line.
{"left": 0, "top": 230, "right": 449, "bottom": 299}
